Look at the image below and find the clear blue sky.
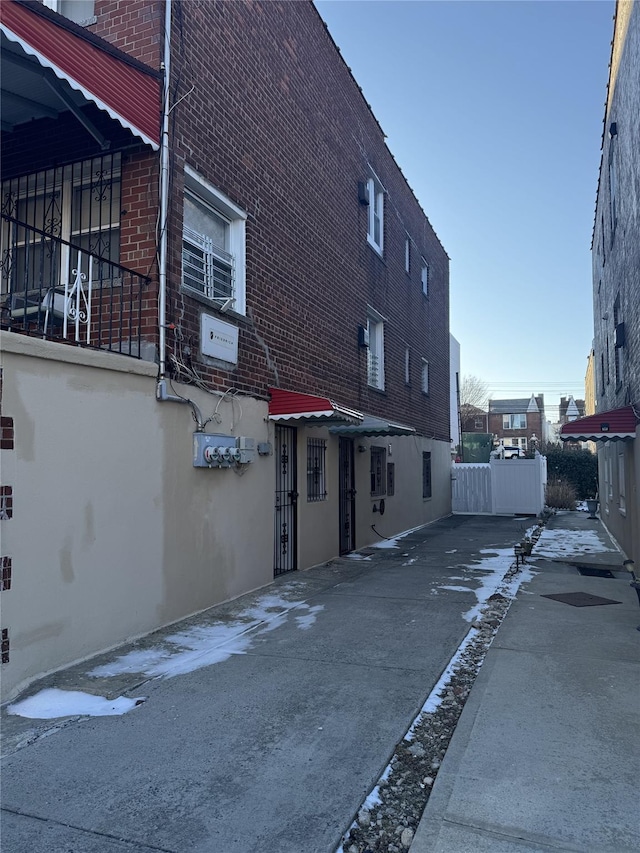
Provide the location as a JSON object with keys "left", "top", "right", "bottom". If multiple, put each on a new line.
{"left": 315, "top": 0, "right": 614, "bottom": 419}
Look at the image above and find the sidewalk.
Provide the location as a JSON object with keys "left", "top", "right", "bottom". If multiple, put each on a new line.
{"left": 411, "top": 511, "right": 640, "bottom": 853}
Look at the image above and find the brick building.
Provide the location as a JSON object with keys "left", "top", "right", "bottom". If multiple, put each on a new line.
{"left": 562, "top": 0, "right": 640, "bottom": 560}
{"left": 488, "top": 395, "right": 545, "bottom": 451}
{"left": 0, "top": 0, "right": 451, "bottom": 696}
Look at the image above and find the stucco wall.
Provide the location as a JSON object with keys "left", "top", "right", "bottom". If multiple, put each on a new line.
{"left": 296, "top": 426, "right": 451, "bottom": 570}
{"left": 0, "top": 334, "right": 272, "bottom": 699}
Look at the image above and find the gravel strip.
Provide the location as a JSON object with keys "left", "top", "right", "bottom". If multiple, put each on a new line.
{"left": 336, "top": 524, "right": 544, "bottom": 853}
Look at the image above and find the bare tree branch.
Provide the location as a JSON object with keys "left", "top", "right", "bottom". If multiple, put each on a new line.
{"left": 459, "top": 374, "right": 489, "bottom": 411}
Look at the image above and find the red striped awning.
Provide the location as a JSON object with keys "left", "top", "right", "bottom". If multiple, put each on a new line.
{"left": 0, "top": 0, "right": 161, "bottom": 148}
{"left": 560, "top": 405, "right": 639, "bottom": 442}
{"left": 268, "top": 388, "right": 363, "bottom": 425}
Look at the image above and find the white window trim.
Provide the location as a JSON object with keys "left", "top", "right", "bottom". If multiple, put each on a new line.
{"left": 421, "top": 358, "right": 429, "bottom": 395}
{"left": 366, "top": 176, "right": 384, "bottom": 256}
{"left": 183, "top": 166, "right": 246, "bottom": 315}
{"left": 502, "top": 413, "right": 527, "bottom": 430}
{"left": 43, "top": 0, "right": 96, "bottom": 25}
{"left": 421, "top": 262, "right": 429, "bottom": 297}
{"left": 618, "top": 448, "right": 626, "bottom": 515}
{"left": 367, "top": 306, "right": 385, "bottom": 390}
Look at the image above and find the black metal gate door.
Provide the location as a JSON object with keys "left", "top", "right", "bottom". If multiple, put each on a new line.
{"left": 274, "top": 425, "right": 298, "bottom": 576}
{"left": 339, "top": 437, "right": 356, "bottom": 554}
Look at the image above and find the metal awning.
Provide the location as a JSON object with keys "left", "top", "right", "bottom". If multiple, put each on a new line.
{"left": 0, "top": 0, "right": 161, "bottom": 148}
{"left": 329, "top": 415, "right": 416, "bottom": 437}
{"left": 560, "top": 405, "right": 639, "bottom": 442}
{"left": 268, "top": 388, "right": 363, "bottom": 425}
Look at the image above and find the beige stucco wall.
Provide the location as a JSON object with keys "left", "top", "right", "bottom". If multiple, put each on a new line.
{"left": 597, "top": 436, "right": 638, "bottom": 561}
{"left": 0, "top": 333, "right": 272, "bottom": 700}
{"left": 296, "top": 426, "right": 451, "bottom": 570}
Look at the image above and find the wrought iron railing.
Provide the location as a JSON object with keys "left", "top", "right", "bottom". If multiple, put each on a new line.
{"left": 1, "top": 215, "right": 153, "bottom": 358}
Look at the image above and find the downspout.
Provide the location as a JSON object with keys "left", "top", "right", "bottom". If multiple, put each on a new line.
{"left": 155, "top": 0, "right": 204, "bottom": 432}
{"left": 158, "top": 0, "right": 171, "bottom": 380}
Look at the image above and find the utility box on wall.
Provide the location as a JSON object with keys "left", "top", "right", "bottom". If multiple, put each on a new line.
{"left": 193, "top": 434, "right": 256, "bottom": 467}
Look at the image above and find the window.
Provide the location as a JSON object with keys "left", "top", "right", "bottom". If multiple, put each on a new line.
{"left": 370, "top": 446, "right": 386, "bottom": 496}
{"left": 307, "top": 439, "right": 327, "bottom": 502}
{"left": 422, "top": 452, "right": 432, "bottom": 499}
{"left": 387, "top": 462, "right": 395, "bottom": 497}
{"left": 367, "top": 309, "right": 385, "bottom": 390}
{"left": 421, "top": 262, "right": 429, "bottom": 297}
{"left": 474, "top": 417, "right": 484, "bottom": 430}
{"left": 618, "top": 449, "right": 626, "bottom": 514}
{"left": 43, "top": 0, "right": 95, "bottom": 24}
{"left": 502, "top": 414, "right": 526, "bottom": 430}
{"left": 405, "top": 347, "right": 411, "bottom": 385}
{"left": 613, "top": 296, "right": 622, "bottom": 388}
{"left": 604, "top": 448, "right": 613, "bottom": 507}
{"left": 405, "top": 238, "right": 411, "bottom": 273}
{"left": 366, "top": 176, "right": 384, "bottom": 254}
{"left": 608, "top": 135, "right": 617, "bottom": 239}
{"left": 421, "top": 359, "right": 429, "bottom": 395}
{"left": 1, "top": 154, "right": 121, "bottom": 296}
{"left": 182, "top": 167, "right": 246, "bottom": 314}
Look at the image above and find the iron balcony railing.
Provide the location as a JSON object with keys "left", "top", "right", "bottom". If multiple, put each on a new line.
{"left": 1, "top": 214, "right": 153, "bottom": 358}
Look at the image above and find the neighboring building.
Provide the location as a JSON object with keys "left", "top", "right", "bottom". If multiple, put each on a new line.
{"left": 460, "top": 405, "right": 488, "bottom": 434}
{"left": 559, "top": 396, "right": 585, "bottom": 424}
{"left": 0, "top": 0, "right": 451, "bottom": 697}
{"left": 488, "top": 395, "right": 545, "bottom": 450}
{"left": 450, "top": 335, "right": 460, "bottom": 453}
{"left": 562, "top": 0, "right": 640, "bottom": 560}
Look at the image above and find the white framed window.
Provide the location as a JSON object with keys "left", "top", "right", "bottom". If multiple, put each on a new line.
{"left": 182, "top": 167, "right": 246, "bottom": 314}
{"left": 43, "top": 0, "right": 96, "bottom": 24}
{"left": 421, "top": 262, "right": 429, "bottom": 296}
{"left": 502, "top": 414, "right": 526, "bottom": 430}
{"left": 405, "top": 238, "right": 411, "bottom": 274}
{"left": 604, "top": 447, "right": 613, "bottom": 509}
{"left": 405, "top": 347, "right": 411, "bottom": 385}
{"left": 421, "top": 359, "right": 429, "bottom": 395}
{"left": 618, "top": 448, "right": 626, "bottom": 514}
{"left": 366, "top": 176, "right": 384, "bottom": 255}
{"left": 367, "top": 308, "right": 385, "bottom": 390}
{"left": 370, "top": 446, "right": 387, "bottom": 496}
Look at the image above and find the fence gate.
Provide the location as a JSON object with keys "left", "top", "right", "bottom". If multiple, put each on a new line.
{"left": 274, "top": 425, "right": 298, "bottom": 576}
{"left": 339, "top": 437, "right": 356, "bottom": 554}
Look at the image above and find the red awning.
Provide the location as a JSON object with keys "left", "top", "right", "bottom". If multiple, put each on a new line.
{"left": 0, "top": 1, "right": 160, "bottom": 148}
{"left": 560, "top": 405, "right": 639, "bottom": 442}
{"left": 268, "top": 388, "right": 363, "bottom": 425}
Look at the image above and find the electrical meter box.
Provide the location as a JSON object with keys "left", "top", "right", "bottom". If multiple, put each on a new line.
{"left": 193, "top": 433, "right": 236, "bottom": 468}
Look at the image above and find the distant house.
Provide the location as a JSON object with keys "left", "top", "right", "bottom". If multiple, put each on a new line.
{"left": 488, "top": 395, "right": 545, "bottom": 450}
{"left": 460, "top": 404, "right": 488, "bottom": 434}
{"left": 559, "top": 396, "right": 585, "bottom": 423}
{"left": 562, "top": 0, "right": 640, "bottom": 560}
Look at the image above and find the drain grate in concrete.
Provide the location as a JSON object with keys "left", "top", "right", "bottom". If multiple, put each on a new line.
{"left": 576, "top": 566, "right": 616, "bottom": 579}
{"left": 542, "top": 592, "right": 622, "bottom": 607}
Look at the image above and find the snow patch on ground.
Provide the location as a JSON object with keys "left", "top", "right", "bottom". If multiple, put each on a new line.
{"left": 7, "top": 689, "right": 144, "bottom": 719}
{"left": 344, "top": 553, "right": 372, "bottom": 561}
{"left": 89, "top": 590, "right": 324, "bottom": 681}
{"left": 435, "top": 548, "right": 517, "bottom": 622}
{"left": 532, "top": 528, "right": 617, "bottom": 559}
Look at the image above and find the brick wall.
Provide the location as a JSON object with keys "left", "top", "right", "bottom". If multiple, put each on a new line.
{"left": 161, "top": 0, "right": 450, "bottom": 439}
{"left": 89, "top": 0, "right": 164, "bottom": 69}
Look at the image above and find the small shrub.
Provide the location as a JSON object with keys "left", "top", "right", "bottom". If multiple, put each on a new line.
{"left": 546, "top": 478, "right": 577, "bottom": 510}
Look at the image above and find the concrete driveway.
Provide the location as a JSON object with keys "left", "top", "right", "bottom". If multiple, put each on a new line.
{"left": 1, "top": 515, "right": 531, "bottom": 853}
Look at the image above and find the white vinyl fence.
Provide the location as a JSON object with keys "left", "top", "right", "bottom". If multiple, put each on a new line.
{"left": 452, "top": 454, "right": 547, "bottom": 515}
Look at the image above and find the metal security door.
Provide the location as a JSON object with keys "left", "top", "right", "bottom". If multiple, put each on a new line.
{"left": 274, "top": 425, "right": 298, "bottom": 576}
{"left": 339, "top": 437, "right": 356, "bottom": 554}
